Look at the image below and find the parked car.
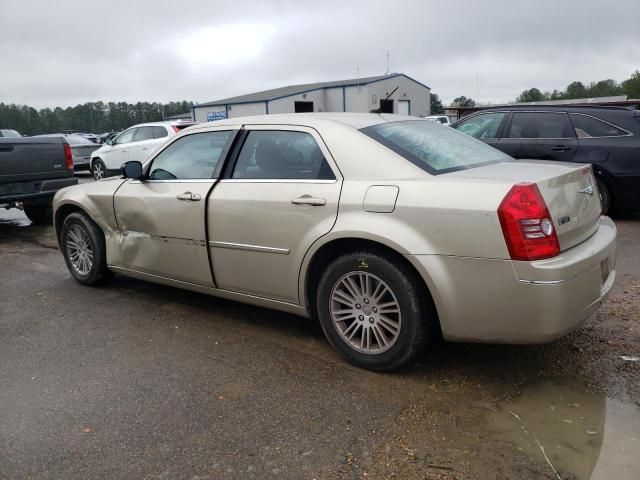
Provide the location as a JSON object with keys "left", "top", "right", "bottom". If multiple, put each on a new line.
{"left": 76, "top": 133, "right": 99, "bottom": 143}
{"left": 423, "top": 115, "right": 452, "bottom": 125}
{"left": 36, "top": 134, "right": 101, "bottom": 171}
{"left": 53, "top": 113, "right": 616, "bottom": 371}
{"left": 98, "top": 132, "right": 118, "bottom": 144}
{"left": 1, "top": 136, "right": 77, "bottom": 224}
{"left": 90, "top": 121, "right": 194, "bottom": 180}
{"left": 0, "top": 129, "right": 22, "bottom": 138}
{"left": 451, "top": 105, "right": 640, "bottom": 214}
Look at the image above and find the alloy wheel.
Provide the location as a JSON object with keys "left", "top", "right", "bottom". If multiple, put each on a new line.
{"left": 93, "top": 162, "right": 104, "bottom": 180}
{"left": 329, "top": 271, "right": 402, "bottom": 354}
{"left": 66, "top": 224, "right": 94, "bottom": 275}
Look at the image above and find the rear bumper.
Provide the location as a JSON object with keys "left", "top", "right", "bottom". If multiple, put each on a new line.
{"left": 409, "top": 216, "right": 617, "bottom": 343}
{"left": 0, "top": 177, "right": 78, "bottom": 205}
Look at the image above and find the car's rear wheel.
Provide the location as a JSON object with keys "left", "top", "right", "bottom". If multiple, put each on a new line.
{"left": 61, "top": 212, "right": 112, "bottom": 285}
{"left": 316, "top": 250, "right": 433, "bottom": 371}
{"left": 92, "top": 159, "right": 106, "bottom": 180}
{"left": 23, "top": 203, "right": 53, "bottom": 225}
{"left": 596, "top": 178, "right": 611, "bottom": 215}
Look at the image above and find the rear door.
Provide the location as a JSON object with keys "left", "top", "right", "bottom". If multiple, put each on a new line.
{"left": 208, "top": 126, "right": 341, "bottom": 304}
{"left": 451, "top": 111, "right": 508, "bottom": 148}
{"left": 498, "top": 111, "right": 578, "bottom": 161}
{"left": 113, "top": 129, "right": 235, "bottom": 286}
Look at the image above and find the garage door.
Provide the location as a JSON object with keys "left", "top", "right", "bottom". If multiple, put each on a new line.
{"left": 398, "top": 100, "right": 410, "bottom": 115}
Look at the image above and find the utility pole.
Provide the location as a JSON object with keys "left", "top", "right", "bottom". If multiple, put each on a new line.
{"left": 386, "top": 51, "right": 390, "bottom": 75}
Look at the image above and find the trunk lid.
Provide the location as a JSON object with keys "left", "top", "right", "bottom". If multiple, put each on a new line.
{"left": 446, "top": 160, "right": 602, "bottom": 251}
{"left": 0, "top": 137, "right": 70, "bottom": 181}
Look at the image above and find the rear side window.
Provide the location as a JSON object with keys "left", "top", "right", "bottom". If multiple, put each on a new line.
{"left": 570, "top": 114, "right": 628, "bottom": 138}
{"left": 453, "top": 112, "right": 506, "bottom": 139}
{"left": 153, "top": 126, "right": 168, "bottom": 139}
{"left": 507, "top": 112, "right": 574, "bottom": 139}
{"left": 133, "top": 126, "right": 154, "bottom": 142}
{"left": 232, "top": 130, "right": 335, "bottom": 180}
{"left": 148, "top": 131, "right": 233, "bottom": 180}
{"left": 362, "top": 120, "right": 510, "bottom": 175}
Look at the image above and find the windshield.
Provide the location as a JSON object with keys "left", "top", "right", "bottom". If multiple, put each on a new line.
{"left": 361, "top": 120, "right": 510, "bottom": 174}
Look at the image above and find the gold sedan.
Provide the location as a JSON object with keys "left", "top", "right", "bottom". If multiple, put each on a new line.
{"left": 53, "top": 114, "right": 616, "bottom": 371}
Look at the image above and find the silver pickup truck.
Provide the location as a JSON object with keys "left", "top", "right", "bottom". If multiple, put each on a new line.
{"left": 0, "top": 137, "right": 78, "bottom": 224}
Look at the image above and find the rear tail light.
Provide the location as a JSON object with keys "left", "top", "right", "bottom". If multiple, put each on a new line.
{"left": 497, "top": 183, "right": 560, "bottom": 261}
{"left": 63, "top": 142, "right": 74, "bottom": 171}
{"left": 172, "top": 125, "right": 180, "bottom": 133}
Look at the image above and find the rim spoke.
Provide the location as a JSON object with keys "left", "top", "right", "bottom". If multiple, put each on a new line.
{"left": 332, "top": 289, "right": 355, "bottom": 307}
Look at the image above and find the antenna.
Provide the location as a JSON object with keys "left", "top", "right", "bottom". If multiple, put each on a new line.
{"left": 386, "top": 51, "right": 390, "bottom": 75}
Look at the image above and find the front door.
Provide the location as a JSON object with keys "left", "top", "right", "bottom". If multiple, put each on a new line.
{"left": 497, "top": 111, "right": 578, "bottom": 161}
{"left": 104, "top": 127, "right": 136, "bottom": 169}
{"left": 451, "top": 111, "right": 507, "bottom": 148}
{"left": 208, "top": 126, "right": 341, "bottom": 304}
{"left": 398, "top": 100, "right": 410, "bottom": 115}
{"left": 112, "top": 129, "right": 235, "bottom": 286}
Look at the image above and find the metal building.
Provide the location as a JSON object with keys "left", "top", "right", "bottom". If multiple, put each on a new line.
{"left": 192, "top": 73, "right": 430, "bottom": 123}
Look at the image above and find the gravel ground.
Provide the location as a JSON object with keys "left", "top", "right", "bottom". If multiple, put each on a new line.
{"left": 0, "top": 204, "right": 638, "bottom": 480}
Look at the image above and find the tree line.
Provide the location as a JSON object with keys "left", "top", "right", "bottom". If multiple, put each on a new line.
{"left": 430, "top": 70, "right": 640, "bottom": 114}
{"left": 0, "top": 101, "right": 193, "bottom": 136}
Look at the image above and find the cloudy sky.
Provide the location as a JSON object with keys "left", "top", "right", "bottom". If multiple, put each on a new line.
{"left": 1, "top": 0, "right": 638, "bottom": 109}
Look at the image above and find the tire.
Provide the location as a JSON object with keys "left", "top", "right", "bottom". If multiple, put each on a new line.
{"left": 92, "top": 158, "right": 107, "bottom": 180}
{"left": 316, "top": 250, "right": 434, "bottom": 371}
{"left": 596, "top": 178, "right": 611, "bottom": 215}
{"left": 60, "top": 212, "right": 113, "bottom": 285}
{"left": 23, "top": 203, "right": 53, "bottom": 225}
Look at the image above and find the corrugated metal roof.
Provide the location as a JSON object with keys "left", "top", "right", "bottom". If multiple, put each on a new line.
{"left": 196, "top": 73, "right": 428, "bottom": 107}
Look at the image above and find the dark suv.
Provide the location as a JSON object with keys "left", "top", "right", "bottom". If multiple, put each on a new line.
{"left": 451, "top": 105, "right": 640, "bottom": 214}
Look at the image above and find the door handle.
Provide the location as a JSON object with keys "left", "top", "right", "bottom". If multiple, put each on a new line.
{"left": 551, "top": 145, "right": 571, "bottom": 151}
{"left": 291, "top": 195, "right": 326, "bottom": 206}
{"left": 176, "top": 192, "right": 201, "bottom": 201}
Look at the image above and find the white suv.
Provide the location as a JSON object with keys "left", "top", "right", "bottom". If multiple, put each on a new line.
{"left": 90, "top": 121, "right": 194, "bottom": 180}
{"left": 423, "top": 115, "right": 452, "bottom": 126}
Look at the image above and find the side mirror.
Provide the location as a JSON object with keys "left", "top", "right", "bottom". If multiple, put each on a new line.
{"left": 121, "top": 161, "right": 144, "bottom": 180}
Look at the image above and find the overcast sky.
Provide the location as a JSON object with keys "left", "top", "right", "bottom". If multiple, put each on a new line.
{"left": 1, "top": 0, "right": 638, "bottom": 109}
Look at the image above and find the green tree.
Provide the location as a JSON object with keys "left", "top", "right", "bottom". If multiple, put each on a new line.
{"left": 430, "top": 93, "right": 444, "bottom": 114}
{"left": 565, "top": 81, "right": 587, "bottom": 99}
{"left": 452, "top": 96, "right": 476, "bottom": 108}
{"left": 516, "top": 88, "right": 545, "bottom": 103}
{"left": 585, "top": 79, "right": 623, "bottom": 98}
{"left": 621, "top": 70, "right": 640, "bottom": 99}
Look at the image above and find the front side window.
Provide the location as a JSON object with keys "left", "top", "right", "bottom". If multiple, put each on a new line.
{"left": 362, "top": 120, "right": 510, "bottom": 175}
{"left": 153, "top": 126, "right": 168, "bottom": 139}
{"left": 148, "top": 131, "right": 233, "bottom": 180}
{"left": 453, "top": 112, "right": 505, "bottom": 139}
{"left": 0, "top": 129, "right": 21, "bottom": 138}
{"left": 115, "top": 128, "right": 136, "bottom": 145}
{"left": 570, "top": 114, "right": 628, "bottom": 138}
{"left": 507, "top": 112, "right": 574, "bottom": 139}
{"left": 133, "top": 126, "right": 154, "bottom": 142}
{"left": 232, "top": 130, "right": 335, "bottom": 180}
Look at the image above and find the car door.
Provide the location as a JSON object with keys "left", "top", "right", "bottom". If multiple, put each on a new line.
{"left": 497, "top": 111, "right": 578, "bottom": 161}
{"left": 112, "top": 128, "right": 236, "bottom": 286}
{"left": 208, "top": 126, "right": 341, "bottom": 304}
{"left": 451, "top": 111, "right": 508, "bottom": 148}
{"left": 103, "top": 127, "right": 136, "bottom": 170}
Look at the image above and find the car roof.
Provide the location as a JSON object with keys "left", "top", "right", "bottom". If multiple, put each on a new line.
{"left": 189, "top": 112, "right": 418, "bottom": 131}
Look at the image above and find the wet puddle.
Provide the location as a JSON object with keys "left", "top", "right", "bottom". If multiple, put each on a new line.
{"left": 487, "top": 380, "right": 640, "bottom": 479}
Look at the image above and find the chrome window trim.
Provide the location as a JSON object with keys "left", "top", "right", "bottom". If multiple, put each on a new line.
{"left": 208, "top": 241, "right": 290, "bottom": 255}
{"left": 569, "top": 112, "right": 633, "bottom": 138}
{"left": 218, "top": 178, "right": 337, "bottom": 184}
{"left": 128, "top": 179, "right": 217, "bottom": 184}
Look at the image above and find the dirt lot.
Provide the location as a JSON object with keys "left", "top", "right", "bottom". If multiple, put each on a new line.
{"left": 1, "top": 198, "right": 638, "bottom": 480}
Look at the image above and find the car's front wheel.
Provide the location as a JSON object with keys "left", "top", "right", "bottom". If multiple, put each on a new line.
{"left": 92, "top": 159, "right": 107, "bottom": 180}
{"left": 316, "top": 250, "right": 434, "bottom": 371}
{"left": 61, "top": 212, "right": 112, "bottom": 285}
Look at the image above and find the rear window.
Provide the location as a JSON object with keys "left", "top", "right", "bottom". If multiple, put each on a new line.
{"left": 0, "top": 129, "right": 21, "bottom": 138}
{"left": 570, "top": 114, "right": 628, "bottom": 138}
{"left": 361, "top": 120, "right": 510, "bottom": 175}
